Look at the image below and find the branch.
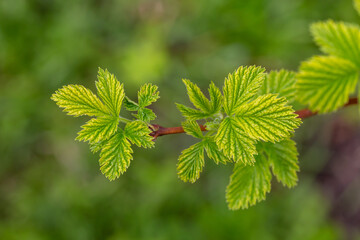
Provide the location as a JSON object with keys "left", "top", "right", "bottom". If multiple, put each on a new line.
{"left": 149, "top": 97, "right": 358, "bottom": 139}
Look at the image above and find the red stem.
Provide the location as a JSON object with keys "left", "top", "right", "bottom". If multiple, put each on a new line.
{"left": 149, "top": 97, "right": 358, "bottom": 139}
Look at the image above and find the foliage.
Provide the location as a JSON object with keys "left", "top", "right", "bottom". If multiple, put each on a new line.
{"left": 48, "top": 0, "right": 357, "bottom": 213}
{"left": 2, "top": 0, "right": 359, "bottom": 238}
{"left": 52, "top": 68, "right": 158, "bottom": 180}
{"left": 177, "top": 67, "right": 301, "bottom": 209}
{"left": 296, "top": 9, "right": 360, "bottom": 113}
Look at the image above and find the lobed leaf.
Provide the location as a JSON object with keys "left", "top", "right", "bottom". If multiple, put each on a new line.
{"left": 311, "top": 20, "right": 360, "bottom": 67}
{"left": 183, "top": 79, "right": 211, "bottom": 113}
{"left": 99, "top": 131, "right": 133, "bottom": 181}
{"left": 138, "top": 83, "right": 160, "bottom": 108}
{"left": 226, "top": 154, "right": 272, "bottom": 210}
{"left": 215, "top": 117, "right": 257, "bottom": 165}
{"left": 261, "top": 139, "right": 299, "bottom": 188}
{"left": 296, "top": 55, "right": 358, "bottom": 113}
{"left": 176, "top": 103, "right": 212, "bottom": 120}
{"left": 223, "top": 66, "right": 265, "bottom": 115}
{"left": 235, "top": 94, "right": 301, "bottom": 142}
{"left": 76, "top": 116, "right": 119, "bottom": 144}
{"left": 177, "top": 142, "right": 205, "bottom": 183}
{"left": 96, "top": 68, "right": 125, "bottom": 117}
{"left": 124, "top": 121, "right": 154, "bottom": 148}
{"left": 51, "top": 84, "right": 108, "bottom": 117}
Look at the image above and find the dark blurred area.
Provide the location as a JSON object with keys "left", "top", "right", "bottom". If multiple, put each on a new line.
{"left": 0, "top": 0, "right": 360, "bottom": 239}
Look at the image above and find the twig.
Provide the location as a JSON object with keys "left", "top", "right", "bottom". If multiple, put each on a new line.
{"left": 150, "top": 97, "right": 358, "bottom": 139}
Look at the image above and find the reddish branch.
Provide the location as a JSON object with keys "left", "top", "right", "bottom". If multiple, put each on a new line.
{"left": 149, "top": 97, "right": 358, "bottom": 139}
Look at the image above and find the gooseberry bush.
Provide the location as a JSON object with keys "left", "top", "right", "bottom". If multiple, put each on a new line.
{"left": 52, "top": 0, "right": 360, "bottom": 210}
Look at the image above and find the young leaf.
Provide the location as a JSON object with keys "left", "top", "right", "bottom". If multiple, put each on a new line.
{"left": 223, "top": 66, "right": 265, "bottom": 115}
{"left": 235, "top": 94, "right": 301, "bottom": 142}
{"left": 124, "top": 121, "right": 154, "bottom": 148}
{"left": 124, "top": 97, "right": 140, "bottom": 111}
{"left": 76, "top": 116, "right": 119, "bottom": 144}
{"left": 135, "top": 107, "right": 156, "bottom": 123}
{"left": 138, "top": 83, "right": 160, "bottom": 108}
{"left": 261, "top": 139, "right": 299, "bottom": 188}
{"left": 203, "top": 137, "right": 230, "bottom": 165}
{"left": 51, "top": 85, "right": 108, "bottom": 117}
{"left": 182, "top": 120, "right": 204, "bottom": 139}
{"left": 96, "top": 68, "right": 125, "bottom": 117}
{"left": 208, "top": 82, "right": 223, "bottom": 114}
{"left": 183, "top": 79, "right": 211, "bottom": 113}
{"left": 90, "top": 140, "right": 107, "bottom": 153}
{"left": 176, "top": 103, "right": 211, "bottom": 120}
{"left": 215, "top": 117, "right": 257, "bottom": 165}
{"left": 99, "top": 131, "right": 133, "bottom": 181}
{"left": 260, "top": 70, "right": 297, "bottom": 104}
{"left": 296, "top": 56, "right": 358, "bottom": 113}
{"left": 226, "top": 154, "right": 272, "bottom": 210}
{"left": 177, "top": 142, "right": 205, "bottom": 183}
{"left": 311, "top": 20, "right": 360, "bottom": 67}
{"left": 178, "top": 80, "right": 223, "bottom": 120}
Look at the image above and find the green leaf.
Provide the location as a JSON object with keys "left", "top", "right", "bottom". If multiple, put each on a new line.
{"left": 178, "top": 81, "right": 223, "bottom": 120}
{"left": 51, "top": 84, "right": 108, "bottom": 117}
{"left": 183, "top": 79, "right": 211, "bottom": 113}
{"left": 296, "top": 56, "right": 358, "bottom": 113}
{"left": 223, "top": 66, "right": 265, "bottom": 115}
{"left": 260, "top": 70, "right": 297, "bottom": 104}
{"left": 182, "top": 120, "right": 204, "bottom": 139}
{"left": 261, "top": 139, "right": 299, "bottom": 188}
{"left": 215, "top": 117, "right": 257, "bottom": 165}
{"left": 235, "top": 94, "right": 301, "bottom": 142}
{"left": 208, "top": 82, "right": 223, "bottom": 114}
{"left": 311, "top": 20, "right": 360, "bottom": 67}
{"left": 76, "top": 116, "right": 119, "bottom": 144}
{"left": 226, "top": 154, "right": 272, "bottom": 210}
{"left": 355, "top": 0, "right": 360, "bottom": 16}
{"left": 124, "top": 121, "right": 154, "bottom": 148}
{"left": 203, "top": 137, "right": 230, "bottom": 165}
{"left": 124, "top": 97, "right": 140, "bottom": 111}
{"left": 90, "top": 140, "right": 107, "bottom": 153}
{"left": 99, "top": 131, "right": 133, "bottom": 181}
{"left": 135, "top": 107, "right": 156, "bottom": 123}
{"left": 138, "top": 83, "right": 160, "bottom": 108}
{"left": 177, "top": 142, "right": 205, "bottom": 183}
{"left": 96, "top": 68, "right": 125, "bottom": 117}
{"left": 176, "top": 103, "right": 211, "bottom": 120}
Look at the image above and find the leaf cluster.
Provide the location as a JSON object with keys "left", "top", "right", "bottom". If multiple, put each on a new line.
{"left": 51, "top": 68, "right": 159, "bottom": 180}
{"left": 296, "top": 0, "right": 360, "bottom": 113}
{"left": 177, "top": 66, "right": 302, "bottom": 209}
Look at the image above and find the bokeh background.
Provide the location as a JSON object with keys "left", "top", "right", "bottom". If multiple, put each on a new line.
{"left": 1, "top": 0, "right": 360, "bottom": 239}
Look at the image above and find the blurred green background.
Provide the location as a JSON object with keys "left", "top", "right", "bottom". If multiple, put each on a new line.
{"left": 1, "top": 0, "right": 360, "bottom": 239}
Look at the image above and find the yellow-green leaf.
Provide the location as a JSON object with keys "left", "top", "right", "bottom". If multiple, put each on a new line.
{"left": 99, "top": 131, "right": 133, "bottom": 181}
{"left": 223, "top": 66, "right": 265, "bottom": 115}
{"left": 177, "top": 142, "right": 205, "bottom": 183}
{"left": 96, "top": 68, "right": 125, "bottom": 117}
{"left": 215, "top": 117, "right": 257, "bottom": 165}
{"left": 296, "top": 56, "right": 358, "bottom": 113}
{"left": 76, "top": 116, "right": 119, "bottom": 144}
{"left": 235, "top": 94, "right": 301, "bottom": 142}
{"left": 51, "top": 84, "right": 108, "bottom": 117}
{"left": 226, "top": 154, "right": 272, "bottom": 210}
